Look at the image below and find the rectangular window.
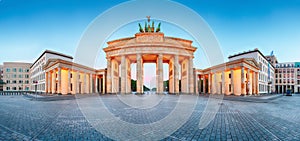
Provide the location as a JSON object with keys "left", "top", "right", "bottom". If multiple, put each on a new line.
{"left": 70, "top": 73, "right": 73, "bottom": 78}
{"left": 19, "top": 68, "right": 23, "bottom": 72}
{"left": 12, "top": 68, "right": 17, "bottom": 72}
{"left": 6, "top": 87, "right": 10, "bottom": 90}
{"left": 12, "top": 80, "right": 17, "bottom": 84}
{"left": 6, "top": 68, "right": 10, "bottom": 72}
{"left": 19, "top": 80, "right": 23, "bottom": 84}
{"left": 12, "top": 87, "right": 16, "bottom": 90}
{"left": 19, "top": 74, "right": 22, "bottom": 78}
{"left": 229, "top": 73, "right": 231, "bottom": 79}
{"left": 6, "top": 80, "right": 10, "bottom": 84}
{"left": 229, "top": 84, "right": 231, "bottom": 92}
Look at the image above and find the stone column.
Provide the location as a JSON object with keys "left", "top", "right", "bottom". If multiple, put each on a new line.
{"left": 208, "top": 73, "right": 211, "bottom": 94}
{"left": 83, "top": 73, "right": 86, "bottom": 94}
{"left": 76, "top": 71, "right": 79, "bottom": 94}
{"left": 231, "top": 69, "right": 234, "bottom": 95}
{"left": 121, "top": 55, "right": 126, "bottom": 94}
{"left": 213, "top": 73, "right": 217, "bottom": 94}
{"left": 194, "top": 70, "right": 198, "bottom": 94}
{"left": 255, "top": 72, "right": 258, "bottom": 94}
{"left": 252, "top": 71, "right": 255, "bottom": 95}
{"left": 102, "top": 74, "right": 106, "bottom": 94}
{"left": 68, "top": 69, "right": 71, "bottom": 94}
{"left": 199, "top": 75, "right": 202, "bottom": 94}
{"left": 72, "top": 70, "right": 79, "bottom": 94}
{"left": 106, "top": 57, "right": 112, "bottom": 93}
{"left": 222, "top": 71, "right": 225, "bottom": 94}
{"left": 95, "top": 75, "right": 98, "bottom": 93}
{"left": 174, "top": 55, "right": 179, "bottom": 94}
{"left": 52, "top": 69, "right": 56, "bottom": 94}
{"left": 203, "top": 75, "right": 206, "bottom": 93}
{"left": 188, "top": 57, "right": 194, "bottom": 94}
{"left": 89, "top": 73, "right": 93, "bottom": 93}
{"left": 57, "top": 68, "right": 61, "bottom": 94}
{"left": 45, "top": 72, "right": 48, "bottom": 93}
{"left": 157, "top": 54, "right": 164, "bottom": 94}
{"left": 247, "top": 69, "right": 251, "bottom": 95}
{"left": 126, "top": 58, "right": 131, "bottom": 94}
{"left": 136, "top": 54, "right": 143, "bottom": 94}
{"left": 168, "top": 58, "right": 174, "bottom": 94}
{"left": 241, "top": 67, "right": 245, "bottom": 95}
{"left": 48, "top": 71, "right": 51, "bottom": 93}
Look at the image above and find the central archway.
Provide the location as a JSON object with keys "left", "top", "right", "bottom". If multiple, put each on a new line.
{"left": 103, "top": 31, "right": 197, "bottom": 94}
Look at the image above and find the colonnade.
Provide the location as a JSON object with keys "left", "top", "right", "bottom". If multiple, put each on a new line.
{"left": 197, "top": 67, "right": 259, "bottom": 95}
{"left": 45, "top": 67, "right": 106, "bottom": 95}
{"left": 106, "top": 54, "right": 195, "bottom": 94}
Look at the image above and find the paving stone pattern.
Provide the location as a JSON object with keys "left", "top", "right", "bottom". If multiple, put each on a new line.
{"left": 0, "top": 94, "right": 299, "bottom": 141}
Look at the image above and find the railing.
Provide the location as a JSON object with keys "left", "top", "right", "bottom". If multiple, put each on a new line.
{"left": 0, "top": 91, "right": 41, "bottom": 96}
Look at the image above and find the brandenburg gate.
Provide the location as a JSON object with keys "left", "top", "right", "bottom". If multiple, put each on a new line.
{"left": 103, "top": 19, "right": 197, "bottom": 94}
{"left": 43, "top": 18, "right": 259, "bottom": 95}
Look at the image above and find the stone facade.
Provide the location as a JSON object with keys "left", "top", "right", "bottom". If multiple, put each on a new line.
{"left": 196, "top": 58, "right": 260, "bottom": 96}
{"left": 103, "top": 32, "right": 197, "bottom": 94}
{"left": 3, "top": 62, "right": 31, "bottom": 91}
{"left": 43, "top": 59, "right": 106, "bottom": 95}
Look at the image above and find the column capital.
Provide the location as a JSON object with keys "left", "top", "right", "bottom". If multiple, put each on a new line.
{"left": 158, "top": 53, "right": 163, "bottom": 58}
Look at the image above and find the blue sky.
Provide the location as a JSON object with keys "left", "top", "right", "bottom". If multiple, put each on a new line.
{"left": 1, "top": 0, "right": 300, "bottom": 87}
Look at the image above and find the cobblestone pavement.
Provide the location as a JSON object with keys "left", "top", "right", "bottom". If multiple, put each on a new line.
{"left": 0, "top": 94, "right": 299, "bottom": 141}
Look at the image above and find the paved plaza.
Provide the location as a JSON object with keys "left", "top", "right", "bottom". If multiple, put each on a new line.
{"left": 0, "top": 94, "right": 299, "bottom": 141}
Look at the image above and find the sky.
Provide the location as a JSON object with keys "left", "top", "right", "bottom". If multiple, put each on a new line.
{"left": 1, "top": 0, "right": 300, "bottom": 88}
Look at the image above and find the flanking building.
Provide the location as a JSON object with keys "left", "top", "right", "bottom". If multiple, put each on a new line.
{"left": 43, "top": 59, "right": 106, "bottom": 94}
{"left": 0, "top": 65, "right": 3, "bottom": 91}
{"left": 2, "top": 62, "right": 31, "bottom": 91}
{"left": 228, "top": 49, "right": 275, "bottom": 94}
{"left": 30, "top": 50, "right": 73, "bottom": 93}
{"left": 196, "top": 58, "right": 260, "bottom": 96}
{"left": 275, "top": 62, "right": 300, "bottom": 93}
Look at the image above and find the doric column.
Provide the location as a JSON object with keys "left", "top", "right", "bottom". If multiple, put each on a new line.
{"left": 247, "top": 68, "right": 251, "bottom": 95}
{"left": 57, "top": 68, "right": 61, "bottom": 94}
{"left": 213, "top": 73, "right": 217, "bottom": 94}
{"left": 121, "top": 55, "right": 127, "bottom": 94}
{"left": 174, "top": 55, "right": 179, "bottom": 94}
{"left": 136, "top": 54, "right": 143, "bottom": 94}
{"left": 52, "top": 69, "right": 56, "bottom": 94}
{"left": 68, "top": 69, "right": 71, "bottom": 94}
{"left": 188, "top": 57, "right": 194, "bottom": 94}
{"left": 102, "top": 74, "right": 106, "bottom": 94}
{"left": 95, "top": 75, "right": 98, "bottom": 93}
{"left": 168, "top": 58, "right": 174, "bottom": 94}
{"left": 126, "top": 58, "right": 131, "bottom": 94}
{"left": 241, "top": 67, "right": 245, "bottom": 95}
{"left": 47, "top": 71, "right": 51, "bottom": 93}
{"left": 203, "top": 75, "right": 206, "bottom": 93}
{"left": 231, "top": 69, "right": 234, "bottom": 95}
{"left": 45, "top": 72, "right": 48, "bottom": 93}
{"left": 106, "top": 57, "right": 112, "bottom": 93}
{"left": 83, "top": 73, "right": 86, "bottom": 93}
{"left": 89, "top": 73, "right": 92, "bottom": 93}
{"left": 208, "top": 73, "right": 211, "bottom": 94}
{"left": 157, "top": 54, "right": 164, "bottom": 94}
{"left": 194, "top": 71, "right": 198, "bottom": 94}
{"left": 255, "top": 72, "right": 258, "bottom": 94}
{"left": 72, "top": 70, "right": 79, "bottom": 94}
{"left": 222, "top": 71, "right": 225, "bottom": 94}
{"left": 252, "top": 71, "right": 255, "bottom": 95}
